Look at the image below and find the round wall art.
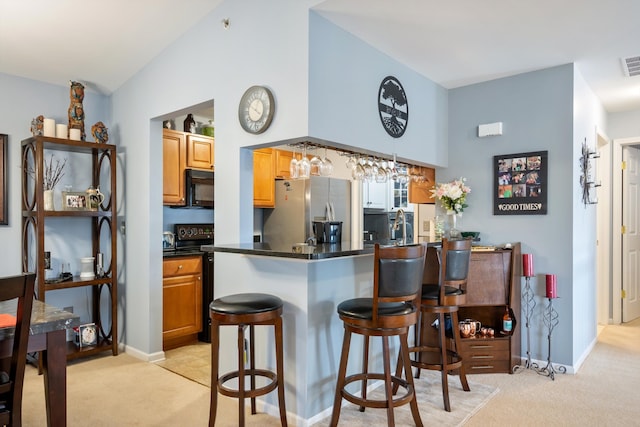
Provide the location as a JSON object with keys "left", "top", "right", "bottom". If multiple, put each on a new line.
{"left": 377, "top": 75, "right": 408, "bottom": 138}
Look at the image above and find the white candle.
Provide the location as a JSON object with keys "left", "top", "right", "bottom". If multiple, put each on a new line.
{"left": 56, "top": 124, "right": 68, "bottom": 139}
{"left": 43, "top": 118, "right": 55, "bottom": 137}
{"left": 69, "top": 128, "right": 81, "bottom": 141}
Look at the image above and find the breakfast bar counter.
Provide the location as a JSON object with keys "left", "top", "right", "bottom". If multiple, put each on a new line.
{"left": 203, "top": 242, "right": 385, "bottom": 424}
{"left": 202, "top": 241, "right": 374, "bottom": 260}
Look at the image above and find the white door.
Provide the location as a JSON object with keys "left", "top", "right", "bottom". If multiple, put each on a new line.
{"left": 622, "top": 145, "right": 640, "bottom": 322}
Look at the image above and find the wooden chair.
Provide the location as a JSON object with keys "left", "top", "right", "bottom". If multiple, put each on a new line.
{"left": 330, "top": 243, "right": 427, "bottom": 427}
{"left": 408, "top": 238, "right": 472, "bottom": 412}
{"left": 0, "top": 273, "right": 36, "bottom": 427}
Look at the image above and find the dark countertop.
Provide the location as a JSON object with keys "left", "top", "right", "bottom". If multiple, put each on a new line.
{"left": 162, "top": 249, "right": 206, "bottom": 258}
{"left": 201, "top": 242, "right": 376, "bottom": 260}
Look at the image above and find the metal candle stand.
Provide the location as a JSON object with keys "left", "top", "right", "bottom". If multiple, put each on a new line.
{"left": 536, "top": 297, "right": 566, "bottom": 380}
{"left": 513, "top": 275, "right": 539, "bottom": 373}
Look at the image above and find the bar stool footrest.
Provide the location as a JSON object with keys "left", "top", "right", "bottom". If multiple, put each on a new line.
{"left": 408, "top": 346, "right": 463, "bottom": 371}
{"left": 218, "top": 369, "right": 278, "bottom": 399}
{"left": 341, "top": 373, "right": 414, "bottom": 409}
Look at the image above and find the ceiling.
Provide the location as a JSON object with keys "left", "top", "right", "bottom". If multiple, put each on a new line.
{"left": 1, "top": 0, "right": 639, "bottom": 113}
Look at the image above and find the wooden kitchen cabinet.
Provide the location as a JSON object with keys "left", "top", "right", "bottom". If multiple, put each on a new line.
{"left": 162, "top": 255, "right": 203, "bottom": 350}
{"left": 363, "top": 181, "right": 388, "bottom": 209}
{"left": 408, "top": 166, "right": 436, "bottom": 204}
{"left": 186, "top": 134, "right": 214, "bottom": 171}
{"left": 253, "top": 148, "right": 276, "bottom": 207}
{"left": 422, "top": 242, "right": 521, "bottom": 374}
{"left": 275, "top": 149, "right": 294, "bottom": 179}
{"left": 163, "top": 129, "right": 187, "bottom": 206}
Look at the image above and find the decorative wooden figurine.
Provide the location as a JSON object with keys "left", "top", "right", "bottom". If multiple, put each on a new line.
{"left": 68, "top": 81, "right": 86, "bottom": 141}
{"left": 91, "top": 121, "right": 109, "bottom": 144}
{"left": 31, "top": 115, "right": 44, "bottom": 136}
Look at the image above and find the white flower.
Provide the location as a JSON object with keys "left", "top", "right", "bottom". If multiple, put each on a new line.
{"left": 431, "top": 177, "right": 471, "bottom": 214}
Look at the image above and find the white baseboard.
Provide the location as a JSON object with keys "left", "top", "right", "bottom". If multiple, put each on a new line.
{"left": 124, "top": 344, "right": 165, "bottom": 363}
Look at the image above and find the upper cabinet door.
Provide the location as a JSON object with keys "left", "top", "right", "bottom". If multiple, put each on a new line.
{"left": 408, "top": 167, "right": 436, "bottom": 204}
{"left": 163, "top": 129, "right": 187, "bottom": 206}
{"left": 275, "top": 149, "right": 294, "bottom": 179}
{"left": 186, "top": 134, "right": 214, "bottom": 171}
{"left": 363, "top": 181, "right": 388, "bottom": 209}
{"left": 253, "top": 148, "right": 276, "bottom": 208}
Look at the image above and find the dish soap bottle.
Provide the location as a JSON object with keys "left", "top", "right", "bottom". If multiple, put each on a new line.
{"left": 183, "top": 114, "right": 196, "bottom": 133}
{"left": 502, "top": 307, "right": 513, "bottom": 334}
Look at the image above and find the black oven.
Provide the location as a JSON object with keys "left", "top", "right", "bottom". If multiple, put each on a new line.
{"left": 185, "top": 169, "right": 214, "bottom": 208}
{"left": 169, "top": 223, "right": 214, "bottom": 343}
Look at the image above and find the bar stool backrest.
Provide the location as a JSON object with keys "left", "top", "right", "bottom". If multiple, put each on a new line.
{"left": 437, "top": 238, "right": 472, "bottom": 302}
{"left": 373, "top": 243, "right": 427, "bottom": 323}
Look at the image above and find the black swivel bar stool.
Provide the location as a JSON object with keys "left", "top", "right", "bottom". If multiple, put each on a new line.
{"left": 209, "top": 293, "right": 287, "bottom": 427}
{"left": 330, "top": 243, "right": 427, "bottom": 427}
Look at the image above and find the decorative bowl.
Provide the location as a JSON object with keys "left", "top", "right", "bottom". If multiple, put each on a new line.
{"left": 461, "top": 231, "right": 480, "bottom": 239}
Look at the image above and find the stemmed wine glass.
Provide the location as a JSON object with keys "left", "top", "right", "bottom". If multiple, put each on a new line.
{"left": 299, "top": 144, "right": 311, "bottom": 178}
{"left": 310, "top": 148, "right": 323, "bottom": 176}
{"left": 289, "top": 146, "right": 299, "bottom": 179}
{"left": 320, "top": 146, "right": 333, "bottom": 176}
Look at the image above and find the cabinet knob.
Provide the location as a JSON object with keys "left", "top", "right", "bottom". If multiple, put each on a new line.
{"left": 178, "top": 265, "right": 183, "bottom": 270}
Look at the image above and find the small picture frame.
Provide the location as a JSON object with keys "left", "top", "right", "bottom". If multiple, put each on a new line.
{"left": 75, "top": 323, "right": 98, "bottom": 348}
{"left": 62, "top": 191, "right": 87, "bottom": 211}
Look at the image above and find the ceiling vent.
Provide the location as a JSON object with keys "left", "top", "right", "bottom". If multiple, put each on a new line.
{"left": 622, "top": 56, "right": 640, "bottom": 77}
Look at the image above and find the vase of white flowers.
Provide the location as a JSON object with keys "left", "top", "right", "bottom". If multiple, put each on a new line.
{"left": 28, "top": 155, "right": 67, "bottom": 211}
{"left": 431, "top": 177, "right": 471, "bottom": 239}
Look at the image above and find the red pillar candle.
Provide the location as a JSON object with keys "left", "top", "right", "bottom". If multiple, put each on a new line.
{"left": 522, "top": 254, "right": 534, "bottom": 277}
{"left": 546, "top": 274, "right": 558, "bottom": 298}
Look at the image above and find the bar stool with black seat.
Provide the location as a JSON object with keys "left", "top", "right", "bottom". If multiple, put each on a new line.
{"left": 408, "top": 237, "right": 472, "bottom": 412}
{"left": 330, "top": 243, "right": 427, "bottom": 427}
{"left": 209, "top": 293, "right": 287, "bottom": 427}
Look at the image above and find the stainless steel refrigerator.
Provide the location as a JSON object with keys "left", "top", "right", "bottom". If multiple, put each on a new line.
{"left": 263, "top": 177, "right": 351, "bottom": 248}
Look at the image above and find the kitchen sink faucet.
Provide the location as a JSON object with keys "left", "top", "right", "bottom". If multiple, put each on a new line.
{"left": 393, "top": 209, "right": 407, "bottom": 246}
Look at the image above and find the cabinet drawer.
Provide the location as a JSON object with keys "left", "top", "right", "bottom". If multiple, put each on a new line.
{"left": 163, "top": 257, "right": 202, "bottom": 277}
{"left": 460, "top": 338, "right": 510, "bottom": 360}
{"left": 465, "top": 360, "right": 511, "bottom": 374}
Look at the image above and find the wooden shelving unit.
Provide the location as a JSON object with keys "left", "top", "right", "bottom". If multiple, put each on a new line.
{"left": 21, "top": 135, "right": 118, "bottom": 359}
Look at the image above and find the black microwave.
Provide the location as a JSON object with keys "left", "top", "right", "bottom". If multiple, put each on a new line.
{"left": 185, "top": 169, "right": 214, "bottom": 208}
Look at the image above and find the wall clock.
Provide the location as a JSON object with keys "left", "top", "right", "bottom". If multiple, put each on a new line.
{"left": 238, "top": 85, "right": 275, "bottom": 134}
{"left": 378, "top": 76, "right": 408, "bottom": 138}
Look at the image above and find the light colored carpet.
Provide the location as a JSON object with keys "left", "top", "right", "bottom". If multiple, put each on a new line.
{"left": 465, "top": 317, "right": 640, "bottom": 426}
{"left": 311, "top": 375, "right": 497, "bottom": 427}
{"left": 158, "top": 342, "right": 498, "bottom": 426}
{"left": 20, "top": 318, "right": 640, "bottom": 426}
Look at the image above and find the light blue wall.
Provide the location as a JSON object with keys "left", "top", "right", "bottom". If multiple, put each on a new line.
{"left": 109, "top": 0, "right": 450, "bottom": 357}
{"left": 0, "top": 73, "right": 111, "bottom": 325}
{"left": 308, "top": 13, "right": 448, "bottom": 167}
{"left": 448, "top": 64, "right": 580, "bottom": 365}
{"left": 572, "top": 67, "right": 607, "bottom": 364}
{"left": 110, "top": 0, "right": 317, "bottom": 355}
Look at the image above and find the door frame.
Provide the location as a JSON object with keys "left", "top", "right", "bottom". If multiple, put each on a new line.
{"left": 612, "top": 136, "right": 640, "bottom": 324}
{"left": 596, "top": 129, "right": 611, "bottom": 325}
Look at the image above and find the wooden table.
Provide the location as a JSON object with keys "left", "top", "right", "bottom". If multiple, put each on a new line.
{"left": 0, "top": 299, "right": 79, "bottom": 427}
